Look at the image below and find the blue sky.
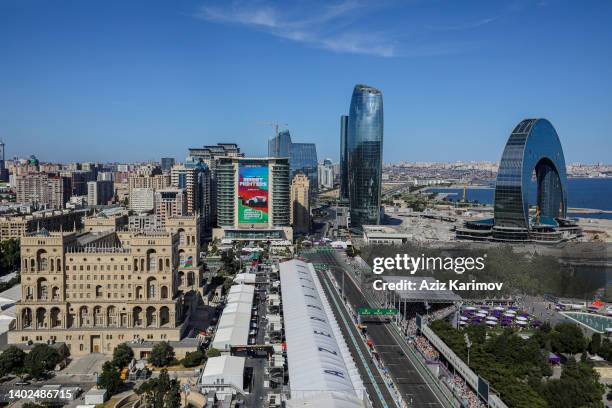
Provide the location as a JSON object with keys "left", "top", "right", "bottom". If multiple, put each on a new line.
{"left": 1, "top": 0, "right": 611, "bottom": 164}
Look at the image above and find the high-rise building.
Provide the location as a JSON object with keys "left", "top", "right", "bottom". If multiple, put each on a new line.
{"left": 213, "top": 157, "right": 292, "bottom": 241}
{"left": 15, "top": 173, "right": 71, "bottom": 209}
{"left": 187, "top": 143, "right": 243, "bottom": 227}
{"left": 160, "top": 157, "right": 175, "bottom": 172}
{"left": 456, "top": 118, "right": 582, "bottom": 243}
{"left": 290, "top": 143, "right": 318, "bottom": 198}
{"left": 128, "top": 172, "right": 170, "bottom": 212}
{"left": 129, "top": 188, "right": 155, "bottom": 212}
{"left": 0, "top": 140, "right": 8, "bottom": 181}
{"left": 9, "top": 216, "right": 202, "bottom": 357}
{"left": 155, "top": 188, "right": 187, "bottom": 224}
{"left": 188, "top": 143, "right": 243, "bottom": 171}
{"left": 67, "top": 170, "right": 97, "bottom": 196}
{"left": 347, "top": 84, "right": 383, "bottom": 228}
{"left": 97, "top": 171, "right": 114, "bottom": 182}
{"left": 267, "top": 131, "right": 318, "bottom": 200}
{"left": 290, "top": 173, "right": 310, "bottom": 234}
{"left": 318, "top": 158, "right": 335, "bottom": 190}
{"left": 171, "top": 158, "right": 212, "bottom": 236}
{"left": 87, "top": 180, "right": 114, "bottom": 206}
{"left": 268, "top": 130, "right": 292, "bottom": 158}
{"left": 339, "top": 115, "right": 349, "bottom": 200}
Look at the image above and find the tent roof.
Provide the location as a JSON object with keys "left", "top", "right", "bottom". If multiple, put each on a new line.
{"left": 280, "top": 259, "right": 365, "bottom": 403}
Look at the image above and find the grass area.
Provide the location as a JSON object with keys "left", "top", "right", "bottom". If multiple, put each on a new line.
{"left": 151, "top": 363, "right": 202, "bottom": 372}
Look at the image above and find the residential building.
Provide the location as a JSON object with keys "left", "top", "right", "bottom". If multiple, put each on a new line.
{"left": 170, "top": 158, "right": 211, "bottom": 232}
{"left": 155, "top": 188, "right": 187, "bottom": 224}
{"left": 129, "top": 188, "right": 155, "bottom": 213}
{"left": 187, "top": 143, "right": 243, "bottom": 227}
{"left": 290, "top": 173, "right": 310, "bottom": 234}
{"left": 213, "top": 157, "right": 292, "bottom": 241}
{"left": 160, "top": 157, "right": 175, "bottom": 172}
{"left": 318, "top": 158, "right": 334, "bottom": 190}
{"left": 87, "top": 180, "right": 114, "bottom": 206}
{"left": 15, "top": 173, "right": 72, "bottom": 210}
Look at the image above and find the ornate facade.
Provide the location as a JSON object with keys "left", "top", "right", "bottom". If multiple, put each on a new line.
{"left": 9, "top": 215, "right": 202, "bottom": 355}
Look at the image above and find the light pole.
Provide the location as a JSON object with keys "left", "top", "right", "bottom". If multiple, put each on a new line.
{"left": 464, "top": 333, "right": 472, "bottom": 366}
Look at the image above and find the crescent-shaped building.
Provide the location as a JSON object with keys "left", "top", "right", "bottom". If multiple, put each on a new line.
{"left": 457, "top": 118, "right": 581, "bottom": 243}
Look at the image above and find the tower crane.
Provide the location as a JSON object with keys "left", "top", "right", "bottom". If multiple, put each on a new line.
{"left": 258, "top": 121, "right": 288, "bottom": 156}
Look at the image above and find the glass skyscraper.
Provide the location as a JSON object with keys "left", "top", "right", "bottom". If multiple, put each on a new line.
{"left": 347, "top": 84, "right": 383, "bottom": 228}
{"left": 268, "top": 130, "right": 292, "bottom": 159}
{"left": 339, "top": 115, "right": 349, "bottom": 200}
{"left": 290, "top": 142, "right": 318, "bottom": 193}
{"left": 268, "top": 130, "right": 318, "bottom": 200}
{"left": 493, "top": 118, "right": 567, "bottom": 235}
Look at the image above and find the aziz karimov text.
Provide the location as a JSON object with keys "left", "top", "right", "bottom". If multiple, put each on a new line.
{"left": 373, "top": 278, "right": 503, "bottom": 292}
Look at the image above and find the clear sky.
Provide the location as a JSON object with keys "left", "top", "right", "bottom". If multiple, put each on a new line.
{"left": 1, "top": 0, "right": 611, "bottom": 164}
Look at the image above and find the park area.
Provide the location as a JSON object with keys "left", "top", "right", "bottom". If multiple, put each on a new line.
{"left": 430, "top": 319, "right": 608, "bottom": 408}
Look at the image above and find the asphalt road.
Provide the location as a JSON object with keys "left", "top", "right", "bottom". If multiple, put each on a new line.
{"left": 307, "top": 251, "right": 448, "bottom": 408}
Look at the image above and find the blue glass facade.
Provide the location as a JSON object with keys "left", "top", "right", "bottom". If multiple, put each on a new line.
{"left": 340, "top": 115, "right": 349, "bottom": 200}
{"left": 268, "top": 130, "right": 292, "bottom": 159}
{"left": 290, "top": 142, "right": 318, "bottom": 195}
{"left": 347, "top": 84, "right": 383, "bottom": 228}
{"left": 494, "top": 118, "right": 567, "bottom": 230}
{"left": 268, "top": 130, "right": 318, "bottom": 198}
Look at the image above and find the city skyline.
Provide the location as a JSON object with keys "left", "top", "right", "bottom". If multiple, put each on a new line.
{"left": 1, "top": 1, "right": 612, "bottom": 163}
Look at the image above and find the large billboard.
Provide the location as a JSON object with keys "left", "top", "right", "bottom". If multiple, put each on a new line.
{"left": 238, "top": 164, "right": 269, "bottom": 224}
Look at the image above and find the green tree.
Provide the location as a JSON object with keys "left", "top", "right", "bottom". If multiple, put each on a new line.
{"left": 24, "top": 344, "right": 60, "bottom": 379}
{"left": 181, "top": 351, "right": 204, "bottom": 368}
{"left": 112, "top": 343, "right": 134, "bottom": 368}
{"left": 136, "top": 369, "right": 180, "bottom": 408}
{"left": 148, "top": 342, "right": 175, "bottom": 367}
{"left": 206, "top": 347, "right": 220, "bottom": 358}
{"left": 98, "top": 361, "right": 123, "bottom": 396}
{"left": 590, "top": 332, "right": 602, "bottom": 356}
{"left": 551, "top": 323, "right": 586, "bottom": 354}
{"left": 541, "top": 357, "right": 604, "bottom": 408}
{"left": 0, "top": 238, "right": 20, "bottom": 273}
{"left": 0, "top": 346, "right": 26, "bottom": 377}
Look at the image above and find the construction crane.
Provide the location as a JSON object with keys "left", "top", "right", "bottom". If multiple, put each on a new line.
{"left": 258, "top": 121, "right": 288, "bottom": 156}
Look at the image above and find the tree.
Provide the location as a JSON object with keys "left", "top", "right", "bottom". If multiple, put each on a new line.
{"left": 112, "top": 343, "right": 134, "bottom": 368}
{"left": 148, "top": 342, "right": 175, "bottom": 367}
{"left": 181, "top": 351, "right": 204, "bottom": 368}
{"left": 541, "top": 357, "right": 604, "bottom": 408}
{"left": 590, "top": 333, "right": 602, "bottom": 356}
{"left": 551, "top": 323, "right": 586, "bottom": 354}
{"left": 98, "top": 361, "right": 123, "bottom": 396}
{"left": 0, "top": 238, "right": 20, "bottom": 273}
{"left": 24, "top": 344, "right": 60, "bottom": 379}
{"left": 136, "top": 369, "right": 180, "bottom": 408}
{"left": 206, "top": 347, "right": 220, "bottom": 358}
{"left": 0, "top": 346, "right": 26, "bottom": 377}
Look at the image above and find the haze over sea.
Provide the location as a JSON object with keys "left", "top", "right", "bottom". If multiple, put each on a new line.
{"left": 427, "top": 178, "right": 612, "bottom": 219}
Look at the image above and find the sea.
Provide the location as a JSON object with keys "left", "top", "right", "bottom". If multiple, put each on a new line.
{"left": 425, "top": 178, "right": 612, "bottom": 220}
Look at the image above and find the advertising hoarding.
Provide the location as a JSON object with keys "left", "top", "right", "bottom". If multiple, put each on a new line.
{"left": 238, "top": 164, "right": 269, "bottom": 224}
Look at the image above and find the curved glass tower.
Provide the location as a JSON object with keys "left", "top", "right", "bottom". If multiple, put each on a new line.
{"left": 494, "top": 118, "right": 567, "bottom": 232}
{"left": 347, "top": 84, "right": 383, "bottom": 228}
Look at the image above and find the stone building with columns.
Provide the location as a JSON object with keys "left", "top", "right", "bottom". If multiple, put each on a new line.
{"left": 8, "top": 215, "right": 202, "bottom": 356}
